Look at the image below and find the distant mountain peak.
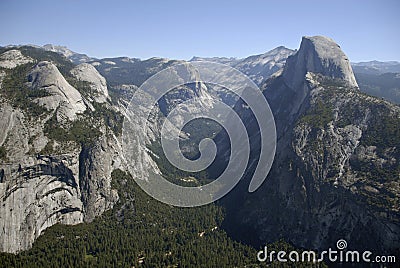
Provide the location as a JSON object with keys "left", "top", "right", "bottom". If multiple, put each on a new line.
{"left": 190, "top": 47, "right": 295, "bottom": 85}
{"left": 266, "top": 45, "right": 292, "bottom": 52}
{"left": 42, "top": 44, "right": 96, "bottom": 64}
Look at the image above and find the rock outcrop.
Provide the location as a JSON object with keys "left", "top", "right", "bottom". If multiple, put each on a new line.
{"left": 0, "top": 133, "right": 123, "bottom": 252}
{"left": 283, "top": 36, "right": 358, "bottom": 89}
{"left": 79, "top": 134, "right": 122, "bottom": 221}
{"left": 70, "top": 63, "right": 109, "bottom": 103}
{"left": 0, "top": 154, "right": 83, "bottom": 253}
{"left": 0, "top": 50, "right": 33, "bottom": 69}
{"left": 28, "top": 61, "right": 87, "bottom": 121}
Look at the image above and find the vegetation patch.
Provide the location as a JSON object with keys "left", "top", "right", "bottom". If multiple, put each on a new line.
{"left": 44, "top": 113, "right": 101, "bottom": 147}
{"left": 92, "top": 102, "right": 124, "bottom": 136}
{"left": 0, "top": 146, "right": 7, "bottom": 161}
{"left": 147, "top": 141, "right": 210, "bottom": 187}
{"left": 300, "top": 99, "right": 334, "bottom": 128}
{"left": 0, "top": 63, "right": 48, "bottom": 117}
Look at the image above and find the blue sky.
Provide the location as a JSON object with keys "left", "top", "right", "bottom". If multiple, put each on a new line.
{"left": 0, "top": 0, "right": 399, "bottom": 62}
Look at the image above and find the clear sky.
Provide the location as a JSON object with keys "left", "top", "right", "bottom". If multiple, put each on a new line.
{"left": 0, "top": 0, "right": 399, "bottom": 62}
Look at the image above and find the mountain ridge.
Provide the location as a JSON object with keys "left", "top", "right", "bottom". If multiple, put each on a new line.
{"left": 4, "top": 44, "right": 399, "bottom": 76}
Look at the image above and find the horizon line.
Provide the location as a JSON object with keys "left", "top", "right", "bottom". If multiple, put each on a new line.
{"left": 1, "top": 43, "right": 399, "bottom": 64}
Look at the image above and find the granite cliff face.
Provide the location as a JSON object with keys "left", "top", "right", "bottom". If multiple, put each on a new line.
{"left": 70, "top": 63, "right": 109, "bottom": 103}
{"left": 283, "top": 36, "right": 358, "bottom": 89}
{"left": 0, "top": 153, "right": 83, "bottom": 253}
{"left": 221, "top": 36, "right": 400, "bottom": 254}
{"left": 28, "top": 61, "right": 87, "bottom": 121}
{"left": 0, "top": 47, "right": 123, "bottom": 252}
